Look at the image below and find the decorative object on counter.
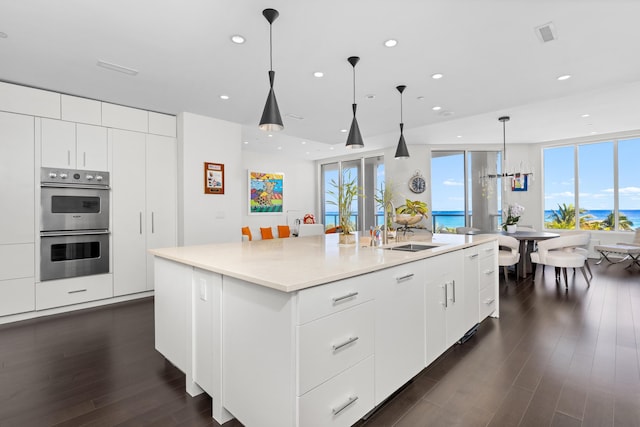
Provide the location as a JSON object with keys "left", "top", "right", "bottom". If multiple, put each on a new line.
{"left": 249, "top": 171, "right": 284, "bottom": 214}
{"left": 303, "top": 213, "right": 315, "bottom": 224}
{"left": 408, "top": 171, "right": 426, "bottom": 194}
{"left": 395, "top": 199, "right": 428, "bottom": 235}
{"left": 327, "top": 170, "right": 361, "bottom": 244}
{"left": 503, "top": 202, "right": 525, "bottom": 232}
{"left": 259, "top": 8, "right": 284, "bottom": 132}
{"left": 394, "top": 85, "right": 410, "bottom": 159}
{"left": 204, "top": 162, "right": 224, "bottom": 194}
{"left": 345, "top": 56, "right": 364, "bottom": 149}
{"left": 478, "top": 116, "right": 534, "bottom": 192}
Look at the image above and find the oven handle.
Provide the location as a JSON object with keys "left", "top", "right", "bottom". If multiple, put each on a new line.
{"left": 41, "top": 182, "right": 110, "bottom": 190}
{"left": 40, "top": 230, "right": 110, "bottom": 237}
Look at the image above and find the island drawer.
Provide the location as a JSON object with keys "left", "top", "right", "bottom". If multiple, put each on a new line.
{"left": 297, "top": 301, "right": 374, "bottom": 396}
{"left": 297, "top": 274, "right": 375, "bottom": 325}
{"left": 478, "top": 241, "right": 497, "bottom": 259}
{"left": 298, "top": 355, "right": 374, "bottom": 427}
{"left": 479, "top": 284, "right": 497, "bottom": 319}
{"left": 479, "top": 256, "right": 497, "bottom": 291}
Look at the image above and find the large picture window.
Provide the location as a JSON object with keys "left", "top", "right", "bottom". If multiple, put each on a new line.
{"left": 543, "top": 139, "right": 639, "bottom": 231}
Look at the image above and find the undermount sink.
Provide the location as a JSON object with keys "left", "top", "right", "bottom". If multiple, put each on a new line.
{"left": 384, "top": 243, "right": 439, "bottom": 252}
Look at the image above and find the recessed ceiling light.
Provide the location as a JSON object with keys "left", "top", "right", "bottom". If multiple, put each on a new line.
{"left": 431, "top": 73, "right": 444, "bottom": 79}
{"left": 277, "top": 146, "right": 283, "bottom": 150}
{"left": 439, "top": 110, "right": 454, "bottom": 117}
{"left": 581, "top": 113, "right": 590, "bottom": 118}
{"left": 457, "top": 135, "right": 463, "bottom": 139}
{"left": 365, "top": 94, "right": 376, "bottom": 99}
{"left": 219, "top": 95, "right": 230, "bottom": 100}
{"left": 243, "top": 141, "right": 249, "bottom": 145}
{"left": 432, "top": 106, "right": 442, "bottom": 111}
{"left": 557, "top": 74, "right": 572, "bottom": 81}
{"left": 301, "top": 141, "right": 307, "bottom": 145}
{"left": 305, "top": 151, "right": 310, "bottom": 155}
{"left": 0, "top": 32, "right": 8, "bottom": 39}
{"left": 231, "top": 35, "right": 245, "bottom": 44}
{"left": 268, "top": 134, "right": 273, "bottom": 137}
{"left": 590, "top": 131, "right": 597, "bottom": 135}
{"left": 416, "top": 96, "right": 425, "bottom": 101}
{"left": 96, "top": 60, "right": 138, "bottom": 76}
{"left": 329, "top": 146, "right": 335, "bottom": 150}
{"left": 384, "top": 39, "right": 398, "bottom": 47}
{"left": 313, "top": 71, "right": 324, "bottom": 78}
{"left": 286, "top": 113, "right": 304, "bottom": 120}
{"left": 340, "top": 129, "right": 347, "bottom": 133}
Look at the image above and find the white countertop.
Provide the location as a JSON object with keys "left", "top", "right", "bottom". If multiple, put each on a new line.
{"left": 149, "top": 232, "right": 497, "bottom": 293}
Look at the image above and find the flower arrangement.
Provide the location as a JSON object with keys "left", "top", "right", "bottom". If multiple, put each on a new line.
{"left": 503, "top": 203, "right": 525, "bottom": 230}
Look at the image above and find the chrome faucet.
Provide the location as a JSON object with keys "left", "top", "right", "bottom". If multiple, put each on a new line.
{"left": 382, "top": 200, "right": 395, "bottom": 245}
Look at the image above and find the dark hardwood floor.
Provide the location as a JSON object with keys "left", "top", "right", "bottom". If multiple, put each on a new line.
{"left": 1, "top": 260, "right": 638, "bottom": 426}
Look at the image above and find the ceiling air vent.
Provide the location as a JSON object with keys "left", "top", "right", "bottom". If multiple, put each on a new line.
{"left": 535, "top": 22, "right": 557, "bottom": 43}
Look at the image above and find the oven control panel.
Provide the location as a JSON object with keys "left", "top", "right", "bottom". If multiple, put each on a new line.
{"left": 41, "top": 167, "right": 110, "bottom": 186}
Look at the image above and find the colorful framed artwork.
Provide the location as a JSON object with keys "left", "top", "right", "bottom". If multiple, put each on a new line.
{"left": 511, "top": 174, "right": 528, "bottom": 192}
{"left": 204, "top": 162, "right": 224, "bottom": 194}
{"left": 249, "top": 171, "right": 284, "bottom": 214}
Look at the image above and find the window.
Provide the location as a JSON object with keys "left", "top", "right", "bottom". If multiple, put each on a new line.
{"left": 320, "top": 156, "right": 384, "bottom": 232}
{"left": 543, "top": 139, "right": 639, "bottom": 231}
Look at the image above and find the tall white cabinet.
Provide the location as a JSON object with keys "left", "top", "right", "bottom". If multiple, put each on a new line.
{"left": 112, "top": 129, "right": 177, "bottom": 296}
{"left": 0, "top": 112, "right": 35, "bottom": 316}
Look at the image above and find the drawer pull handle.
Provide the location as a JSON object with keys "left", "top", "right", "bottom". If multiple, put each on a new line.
{"left": 332, "top": 292, "right": 358, "bottom": 304}
{"left": 484, "top": 247, "right": 494, "bottom": 252}
{"left": 485, "top": 298, "right": 495, "bottom": 305}
{"left": 68, "top": 289, "right": 87, "bottom": 294}
{"left": 469, "top": 253, "right": 479, "bottom": 259}
{"left": 484, "top": 270, "right": 494, "bottom": 275}
{"left": 332, "top": 336, "right": 359, "bottom": 352}
{"left": 396, "top": 273, "right": 414, "bottom": 282}
{"left": 332, "top": 396, "right": 359, "bottom": 416}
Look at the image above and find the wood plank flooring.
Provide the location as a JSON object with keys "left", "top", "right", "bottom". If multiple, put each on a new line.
{"left": 0, "top": 260, "right": 638, "bottom": 426}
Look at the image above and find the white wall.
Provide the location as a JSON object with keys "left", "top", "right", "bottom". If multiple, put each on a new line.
{"left": 178, "top": 112, "right": 242, "bottom": 245}
{"left": 241, "top": 150, "right": 316, "bottom": 239}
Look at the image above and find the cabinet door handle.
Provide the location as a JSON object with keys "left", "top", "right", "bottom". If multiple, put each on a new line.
{"left": 484, "top": 269, "right": 495, "bottom": 275}
{"left": 452, "top": 280, "right": 456, "bottom": 303}
{"left": 151, "top": 212, "right": 155, "bottom": 233}
{"left": 332, "top": 396, "right": 359, "bottom": 416}
{"left": 332, "top": 336, "right": 359, "bottom": 352}
{"left": 139, "top": 212, "right": 143, "bottom": 234}
{"left": 68, "top": 289, "right": 87, "bottom": 294}
{"left": 443, "top": 283, "right": 448, "bottom": 308}
{"left": 468, "top": 253, "right": 479, "bottom": 259}
{"left": 484, "top": 247, "right": 494, "bottom": 253}
{"left": 67, "top": 150, "right": 71, "bottom": 166}
{"left": 83, "top": 152, "right": 86, "bottom": 167}
{"left": 396, "top": 273, "right": 414, "bottom": 282}
{"left": 485, "top": 298, "right": 496, "bottom": 305}
{"left": 332, "top": 292, "right": 358, "bottom": 304}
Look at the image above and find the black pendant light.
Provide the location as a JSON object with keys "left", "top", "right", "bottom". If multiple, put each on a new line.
{"left": 345, "top": 56, "right": 364, "bottom": 149}
{"left": 499, "top": 115, "right": 510, "bottom": 161}
{"left": 394, "top": 85, "right": 410, "bottom": 159}
{"left": 259, "top": 8, "right": 283, "bottom": 132}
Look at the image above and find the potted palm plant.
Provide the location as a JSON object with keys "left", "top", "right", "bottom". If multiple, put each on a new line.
{"left": 327, "top": 171, "right": 361, "bottom": 244}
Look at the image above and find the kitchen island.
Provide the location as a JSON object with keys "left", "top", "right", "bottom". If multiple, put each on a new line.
{"left": 150, "top": 232, "right": 499, "bottom": 427}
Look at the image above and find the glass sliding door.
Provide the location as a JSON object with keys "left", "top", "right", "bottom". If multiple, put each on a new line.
{"left": 321, "top": 162, "right": 339, "bottom": 228}
{"left": 431, "top": 151, "right": 465, "bottom": 232}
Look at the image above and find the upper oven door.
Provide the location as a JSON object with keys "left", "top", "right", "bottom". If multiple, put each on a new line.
{"left": 41, "top": 186, "right": 110, "bottom": 231}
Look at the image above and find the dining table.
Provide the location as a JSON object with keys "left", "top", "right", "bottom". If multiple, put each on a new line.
{"left": 467, "top": 230, "right": 560, "bottom": 278}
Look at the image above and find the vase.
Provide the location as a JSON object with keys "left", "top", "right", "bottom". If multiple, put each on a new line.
{"left": 339, "top": 233, "right": 356, "bottom": 245}
{"left": 506, "top": 224, "right": 517, "bottom": 233}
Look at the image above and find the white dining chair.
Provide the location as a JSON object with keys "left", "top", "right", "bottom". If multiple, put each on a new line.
{"left": 498, "top": 235, "right": 520, "bottom": 280}
{"left": 530, "top": 233, "right": 590, "bottom": 288}
{"left": 297, "top": 223, "right": 325, "bottom": 237}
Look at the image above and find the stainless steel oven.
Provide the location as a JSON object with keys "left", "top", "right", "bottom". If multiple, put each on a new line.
{"left": 40, "top": 231, "right": 110, "bottom": 281}
{"left": 40, "top": 167, "right": 111, "bottom": 281}
{"left": 40, "top": 167, "right": 110, "bottom": 232}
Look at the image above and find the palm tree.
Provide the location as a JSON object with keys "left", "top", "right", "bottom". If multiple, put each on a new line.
{"left": 545, "top": 203, "right": 594, "bottom": 229}
{"left": 600, "top": 211, "right": 634, "bottom": 230}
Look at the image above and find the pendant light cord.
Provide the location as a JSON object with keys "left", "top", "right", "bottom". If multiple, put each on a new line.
{"left": 400, "top": 91, "right": 403, "bottom": 124}
{"left": 269, "top": 24, "right": 273, "bottom": 72}
{"left": 352, "top": 66, "right": 356, "bottom": 104}
{"left": 503, "top": 120, "right": 506, "bottom": 161}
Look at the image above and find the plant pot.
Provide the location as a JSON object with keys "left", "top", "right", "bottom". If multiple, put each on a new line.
{"left": 339, "top": 233, "right": 356, "bottom": 245}
{"left": 506, "top": 224, "right": 517, "bottom": 233}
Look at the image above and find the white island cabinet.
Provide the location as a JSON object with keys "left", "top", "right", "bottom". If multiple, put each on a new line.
{"left": 151, "top": 233, "right": 498, "bottom": 427}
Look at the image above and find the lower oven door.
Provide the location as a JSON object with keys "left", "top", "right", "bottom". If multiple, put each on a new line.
{"left": 40, "top": 231, "right": 110, "bottom": 281}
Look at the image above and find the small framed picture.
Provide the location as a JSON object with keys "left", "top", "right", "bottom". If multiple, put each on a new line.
{"left": 204, "top": 162, "right": 224, "bottom": 194}
{"left": 511, "top": 174, "right": 528, "bottom": 192}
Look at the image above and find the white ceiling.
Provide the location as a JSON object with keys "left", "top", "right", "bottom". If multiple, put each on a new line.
{"left": 2, "top": 0, "right": 640, "bottom": 160}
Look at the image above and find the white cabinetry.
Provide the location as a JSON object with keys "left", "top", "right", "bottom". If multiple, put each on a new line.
{"left": 41, "top": 118, "right": 108, "bottom": 170}
{"left": 374, "top": 261, "right": 425, "bottom": 404}
{"left": 425, "top": 250, "right": 466, "bottom": 365}
{"left": 478, "top": 242, "right": 499, "bottom": 320}
{"left": 0, "top": 112, "right": 35, "bottom": 316}
{"left": 112, "top": 130, "right": 176, "bottom": 296}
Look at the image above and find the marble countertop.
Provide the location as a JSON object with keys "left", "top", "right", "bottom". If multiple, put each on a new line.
{"left": 149, "top": 232, "right": 497, "bottom": 293}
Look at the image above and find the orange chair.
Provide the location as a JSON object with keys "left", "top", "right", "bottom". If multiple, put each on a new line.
{"left": 277, "top": 225, "right": 290, "bottom": 238}
{"left": 241, "top": 226, "right": 252, "bottom": 241}
{"left": 260, "top": 227, "right": 274, "bottom": 240}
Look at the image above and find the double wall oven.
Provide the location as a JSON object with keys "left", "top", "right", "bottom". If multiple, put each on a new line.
{"left": 40, "top": 167, "right": 110, "bottom": 281}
